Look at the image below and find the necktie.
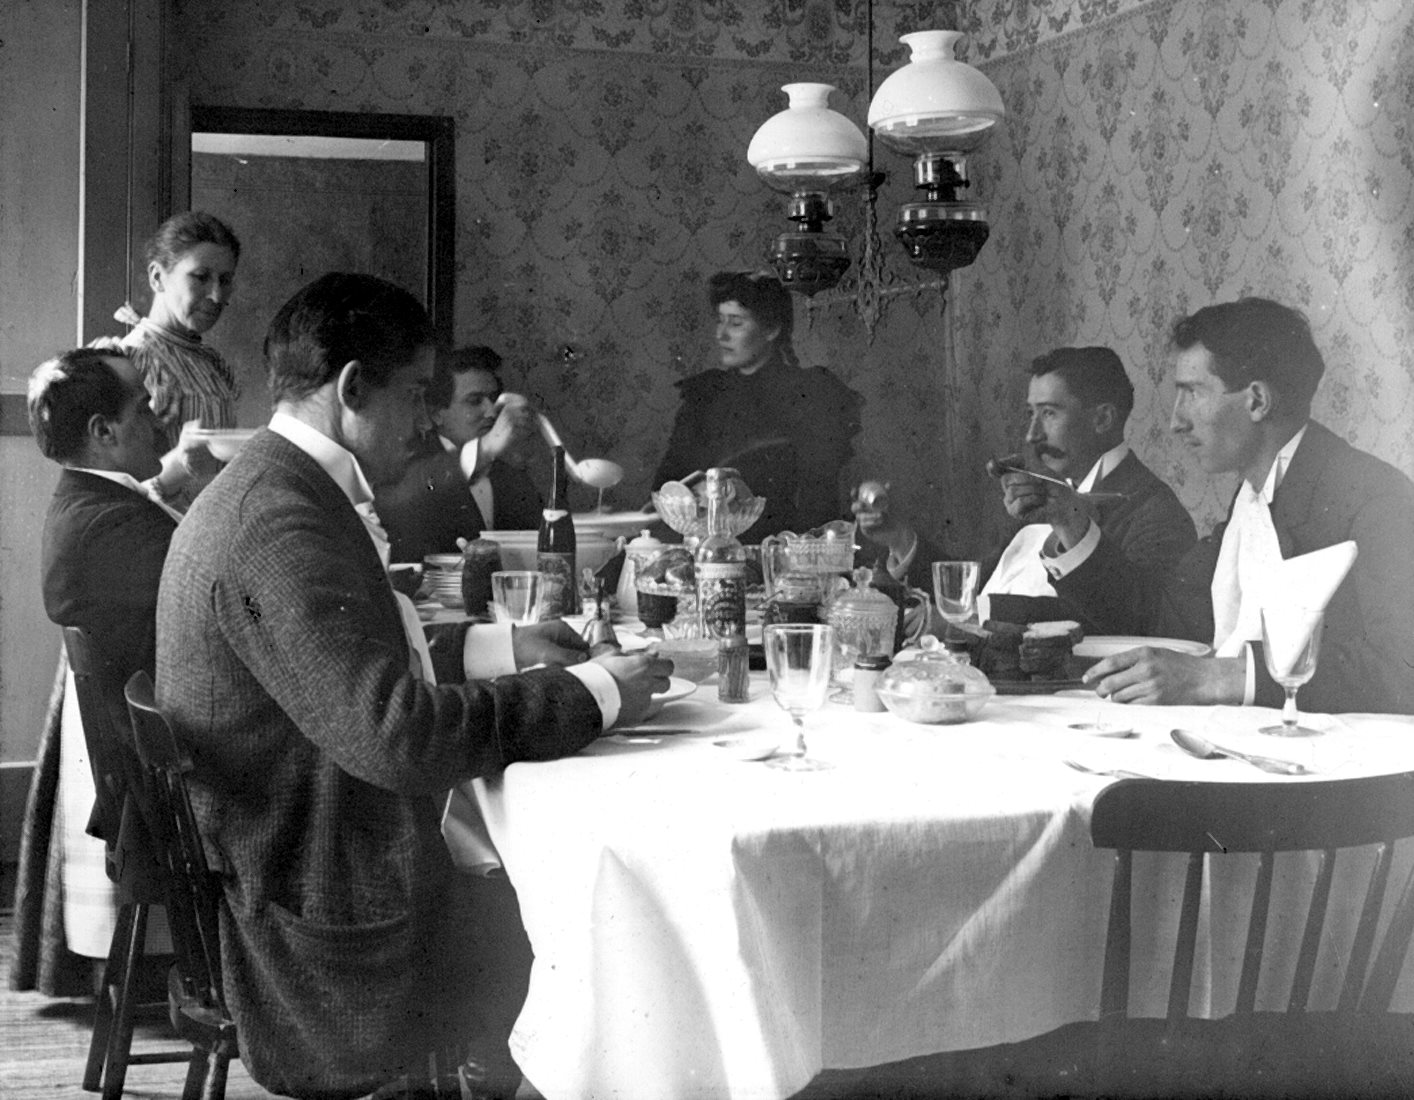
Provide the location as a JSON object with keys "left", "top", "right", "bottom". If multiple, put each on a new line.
{"left": 1211, "top": 483, "right": 1284, "bottom": 656}
{"left": 354, "top": 501, "right": 434, "bottom": 681}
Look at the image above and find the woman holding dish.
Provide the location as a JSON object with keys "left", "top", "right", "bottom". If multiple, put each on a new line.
{"left": 651, "top": 270, "right": 863, "bottom": 541}
{"left": 103, "top": 211, "right": 244, "bottom": 504}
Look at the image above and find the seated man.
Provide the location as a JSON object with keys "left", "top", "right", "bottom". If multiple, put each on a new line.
{"left": 156, "top": 273, "right": 671, "bottom": 1098}
{"left": 980, "top": 346, "right": 1196, "bottom": 628}
{"left": 849, "top": 478, "right": 945, "bottom": 590}
{"left": 1036, "top": 297, "right": 1414, "bottom": 714}
{"left": 377, "top": 345, "right": 542, "bottom": 563}
{"left": 30, "top": 348, "right": 180, "bottom": 958}
{"left": 32, "top": 348, "right": 179, "bottom": 703}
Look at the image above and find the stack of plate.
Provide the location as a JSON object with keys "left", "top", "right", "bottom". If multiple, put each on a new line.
{"left": 422, "top": 553, "right": 464, "bottom": 608}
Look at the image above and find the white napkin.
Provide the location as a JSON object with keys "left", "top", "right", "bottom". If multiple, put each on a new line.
{"left": 1258, "top": 541, "right": 1357, "bottom": 675}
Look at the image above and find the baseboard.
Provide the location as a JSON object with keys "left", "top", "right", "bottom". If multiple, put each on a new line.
{"left": 1, "top": 760, "right": 35, "bottom": 867}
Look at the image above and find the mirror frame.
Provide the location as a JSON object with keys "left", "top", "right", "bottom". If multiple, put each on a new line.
{"left": 185, "top": 105, "right": 456, "bottom": 346}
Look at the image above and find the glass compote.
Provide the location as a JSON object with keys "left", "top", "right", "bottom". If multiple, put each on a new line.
{"left": 931, "top": 560, "right": 980, "bottom": 638}
{"left": 1259, "top": 606, "right": 1325, "bottom": 736}
{"left": 762, "top": 623, "right": 835, "bottom": 772}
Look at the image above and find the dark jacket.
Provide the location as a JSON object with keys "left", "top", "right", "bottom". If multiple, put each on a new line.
{"left": 376, "top": 433, "right": 544, "bottom": 563}
{"left": 42, "top": 468, "right": 177, "bottom": 852}
{"left": 1053, "top": 422, "right": 1414, "bottom": 714}
{"left": 157, "top": 428, "right": 603, "bottom": 1097}
{"left": 652, "top": 358, "right": 862, "bottom": 540}
{"left": 981, "top": 450, "right": 1197, "bottom": 629}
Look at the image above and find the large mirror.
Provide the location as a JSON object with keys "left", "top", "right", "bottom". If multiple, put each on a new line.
{"left": 183, "top": 106, "right": 454, "bottom": 425}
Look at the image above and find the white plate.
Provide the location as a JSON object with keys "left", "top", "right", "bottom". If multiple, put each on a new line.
{"left": 573, "top": 511, "right": 657, "bottom": 540}
{"left": 642, "top": 676, "right": 697, "bottom": 720}
{"left": 189, "top": 427, "right": 258, "bottom": 461}
{"left": 1074, "top": 636, "right": 1213, "bottom": 659}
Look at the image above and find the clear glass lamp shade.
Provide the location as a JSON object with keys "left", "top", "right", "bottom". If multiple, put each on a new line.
{"left": 867, "top": 30, "right": 1005, "bottom": 156}
{"left": 748, "top": 83, "right": 868, "bottom": 193}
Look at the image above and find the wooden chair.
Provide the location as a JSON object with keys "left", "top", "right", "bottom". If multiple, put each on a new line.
{"left": 1090, "top": 774, "right": 1414, "bottom": 1097}
{"left": 123, "top": 671, "right": 239, "bottom": 1100}
{"left": 62, "top": 627, "right": 188, "bottom": 1099}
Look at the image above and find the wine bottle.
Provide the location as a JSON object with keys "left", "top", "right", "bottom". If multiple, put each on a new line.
{"left": 537, "top": 445, "right": 578, "bottom": 617}
{"left": 695, "top": 467, "right": 747, "bottom": 640}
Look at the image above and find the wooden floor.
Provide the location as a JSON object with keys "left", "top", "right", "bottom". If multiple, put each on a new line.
{"left": 0, "top": 909, "right": 270, "bottom": 1099}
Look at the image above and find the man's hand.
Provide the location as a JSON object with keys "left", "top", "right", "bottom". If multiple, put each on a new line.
{"left": 511, "top": 620, "right": 589, "bottom": 669}
{"left": 593, "top": 651, "right": 675, "bottom": 728}
{"left": 479, "top": 393, "right": 534, "bottom": 464}
{"left": 851, "top": 481, "right": 916, "bottom": 560}
{"left": 1000, "top": 473, "right": 1092, "bottom": 549}
{"left": 1082, "top": 647, "right": 1245, "bottom": 706}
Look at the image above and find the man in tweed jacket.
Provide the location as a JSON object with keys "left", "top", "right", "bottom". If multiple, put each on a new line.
{"left": 156, "top": 274, "right": 669, "bottom": 1098}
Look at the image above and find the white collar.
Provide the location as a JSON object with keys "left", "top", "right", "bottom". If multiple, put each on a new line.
{"left": 268, "top": 411, "right": 376, "bottom": 510}
{"left": 67, "top": 466, "right": 183, "bottom": 522}
{"left": 1075, "top": 441, "right": 1130, "bottom": 493}
{"left": 1253, "top": 424, "right": 1308, "bottom": 504}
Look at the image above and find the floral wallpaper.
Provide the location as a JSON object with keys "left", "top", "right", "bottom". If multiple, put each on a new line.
{"left": 173, "top": 0, "right": 1414, "bottom": 555}
{"left": 957, "top": 0, "right": 1414, "bottom": 533}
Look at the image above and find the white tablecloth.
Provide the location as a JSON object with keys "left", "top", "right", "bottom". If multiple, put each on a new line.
{"left": 460, "top": 681, "right": 1414, "bottom": 1100}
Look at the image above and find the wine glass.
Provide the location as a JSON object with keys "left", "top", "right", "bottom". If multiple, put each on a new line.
{"left": 1258, "top": 606, "right": 1325, "bottom": 736}
{"left": 931, "top": 561, "right": 980, "bottom": 638}
{"left": 762, "top": 623, "right": 835, "bottom": 772}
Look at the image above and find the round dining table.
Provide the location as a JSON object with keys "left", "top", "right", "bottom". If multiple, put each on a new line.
{"left": 448, "top": 668, "right": 1414, "bottom": 1100}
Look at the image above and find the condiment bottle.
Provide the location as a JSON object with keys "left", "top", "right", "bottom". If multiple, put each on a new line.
{"left": 537, "top": 444, "right": 578, "bottom": 616}
{"left": 460, "top": 538, "right": 502, "bottom": 618}
{"left": 617, "top": 529, "right": 664, "bottom": 617}
{"left": 717, "top": 634, "right": 750, "bottom": 703}
{"left": 853, "top": 654, "right": 890, "bottom": 712}
{"left": 695, "top": 468, "right": 747, "bottom": 641}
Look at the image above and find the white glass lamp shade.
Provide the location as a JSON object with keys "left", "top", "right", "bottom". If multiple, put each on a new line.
{"left": 748, "top": 83, "right": 868, "bottom": 193}
{"left": 867, "top": 31, "right": 1005, "bottom": 156}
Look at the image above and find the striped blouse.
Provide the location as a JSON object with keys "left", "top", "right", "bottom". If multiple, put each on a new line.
{"left": 121, "top": 318, "right": 241, "bottom": 451}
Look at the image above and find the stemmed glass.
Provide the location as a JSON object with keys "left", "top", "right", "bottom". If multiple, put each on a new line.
{"left": 931, "top": 561, "right": 980, "bottom": 637}
{"left": 1259, "top": 606, "right": 1325, "bottom": 736}
{"left": 762, "top": 623, "right": 835, "bottom": 772}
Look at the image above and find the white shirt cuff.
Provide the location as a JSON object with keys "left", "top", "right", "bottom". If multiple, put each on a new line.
{"left": 1242, "top": 643, "right": 1256, "bottom": 705}
{"left": 565, "top": 662, "right": 620, "bottom": 730}
{"left": 458, "top": 438, "right": 482, "bottom": 482}
{"left": 1042, "top": 520, "right": 1101, "bottom": 579}
{"left": 462, "top": 622, "right": 517, "bottom": 679}
{"left": 460, "top": 622, "right": 620, "bottom": 728}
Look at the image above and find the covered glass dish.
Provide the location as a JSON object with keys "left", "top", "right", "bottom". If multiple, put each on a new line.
{"left": 876, "top": 636, "right": 996, "bottom": 724}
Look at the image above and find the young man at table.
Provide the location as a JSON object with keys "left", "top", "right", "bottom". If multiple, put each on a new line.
{"left": 156, "top": 273, "right": 671, "bottom": 1099}
{"left": 376, "top": 344, "right": 543, "bottom": 563}
{"left": 1029, "top": 297, "right": 1414, "bottom": 714}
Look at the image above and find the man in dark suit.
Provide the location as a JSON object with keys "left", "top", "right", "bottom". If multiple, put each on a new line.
{"left": 33, "top": 347, "right": 178, "bottom": 742}
{"left": 156, "top": 274, "right": 670, "bottom": 1098}
{"left": 979, "top": 346, "right": 1196, "bottom": 629}
{"left": 1039, "top": 298, "right": 1414, "bottom": 714}
{"left": 377, "top": 345, "right": 543, "bottom": 563}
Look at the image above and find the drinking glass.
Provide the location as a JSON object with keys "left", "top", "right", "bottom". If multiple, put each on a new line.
{"left": 932, "top": 561, "right": 980, "bottom": 633}
{"left": 1259, "top": 606, "right": 1325, "bottom": 736}
{"left": 491, "top": 571, "right": 545, "bottom": 625}
{"left": 762, "top": 623, "right": 835, "bottom": 772}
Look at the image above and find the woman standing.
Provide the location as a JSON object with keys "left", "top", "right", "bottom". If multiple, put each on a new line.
{"left": 117, "top": 211, "right": 242, "bottom": 471}
{"left": 652, "top": 270, "right": 863, "bottom": 539}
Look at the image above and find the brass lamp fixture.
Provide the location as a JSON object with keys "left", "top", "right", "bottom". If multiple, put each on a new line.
{"left": 867, "top": 30, "right": 1004, "bottom": 276}
{"left": 747, "top": 83, "right": 869, "bottom": 296}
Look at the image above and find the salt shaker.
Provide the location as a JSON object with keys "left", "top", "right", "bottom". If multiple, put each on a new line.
{"left": 717, "top": 635, "right": 750, "bottom": 703}
{"left": 853, "top": 655, "right": 890, "bottom": 712}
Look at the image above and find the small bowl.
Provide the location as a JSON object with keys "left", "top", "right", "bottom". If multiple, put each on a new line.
{"left": 653, "top": 637, "right": 719, "bottom": 683}
{"left": 876, "top": 682, "right": 994, "bottom": 725}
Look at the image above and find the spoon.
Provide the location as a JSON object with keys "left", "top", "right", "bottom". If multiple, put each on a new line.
{"left": 507, "top": 398, "right": 625, "bottom": 490}
{"left": 985, "top": 458, "right": 1129, "bottom": 502}
{"left": 1169, "top": 729, "right": 1310, "bottom": 775}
